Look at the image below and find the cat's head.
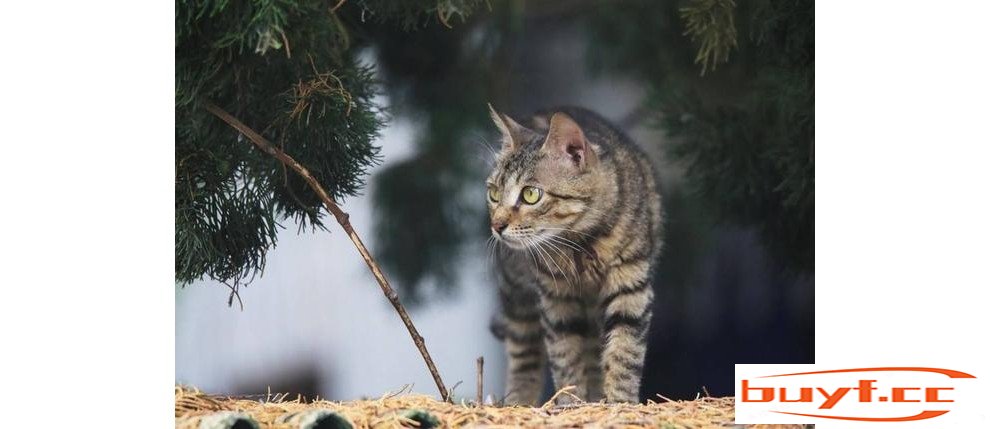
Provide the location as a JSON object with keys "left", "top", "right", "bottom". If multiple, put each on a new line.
{"left": 485, "top": 105, "right": 603, "bottom": 250}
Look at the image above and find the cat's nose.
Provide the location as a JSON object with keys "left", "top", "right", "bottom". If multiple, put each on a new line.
{"left": 491, "top": 221, "right": 508, "bottom": 235}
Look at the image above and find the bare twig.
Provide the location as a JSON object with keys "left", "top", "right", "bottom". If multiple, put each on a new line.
{"left": 203, "top": 101, "right": 450, "bottom": 402}
{"left": 656, "top": 393, "right": 676, "bottom": 403}
{"left": 380, "top": 383, "right": 414, "bottom": 401}
{"left": 220, "top": 280, "right": 244, "bottom": 311}
{"left": 476, "top": 356, "right": 484, "bottom": 405}
{"left": 448, "top": 380, "right": 463, "bottom": 399}
{"left": 542, "top": 386, "right": 581, "bottom": 409}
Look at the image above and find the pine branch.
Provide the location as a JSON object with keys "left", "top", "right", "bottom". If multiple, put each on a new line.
{"left": 680, "top": 0, "right": 737, "bottom": 75}
{"left": 203, "top": 100, "right": 450, "bottom": 403}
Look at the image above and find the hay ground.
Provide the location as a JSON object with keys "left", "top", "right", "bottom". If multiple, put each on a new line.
{"left": 175, "top": 386, "right": 805, "bottom": 428}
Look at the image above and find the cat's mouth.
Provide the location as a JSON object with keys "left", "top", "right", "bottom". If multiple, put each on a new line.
{"left": 495, "top": 230, "right": 547, "bottom": 250}
{"left": 495, "top": 233, "right": 529, "bottom": 250}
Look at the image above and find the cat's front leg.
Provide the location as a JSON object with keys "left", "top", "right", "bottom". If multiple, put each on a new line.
{"left": 497, "top": 285, "right": 547, "bottom": 406}
{"left": 600, "top": 261, "right": 654, "bottom": 403}
{"left": 539, "top": 282, "right": 592, "bottom": 404}
{"left": 502, "top": 320, "right": 546, "bottom": 406}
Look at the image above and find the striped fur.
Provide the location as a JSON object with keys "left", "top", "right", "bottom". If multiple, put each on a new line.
{"left": 487, "top": 106, "right": 663, "bottom": 404}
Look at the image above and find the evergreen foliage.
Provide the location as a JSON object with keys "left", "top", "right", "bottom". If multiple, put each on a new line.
{"left": 586, "top": 0, "right": 814, "bottom": 273}
{"left": 175, "top": 0, "right": 480, "bottom": 289}
{"left": 681, "top": 0, "right": 738, "bottom": 75}
{"left": 355, "top": 0, "right": 486, "bottom": 30}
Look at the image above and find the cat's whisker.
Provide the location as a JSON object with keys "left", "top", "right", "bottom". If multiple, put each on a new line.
{"left": 486, "top": 235, "right": 499, "bottom": 269}
{"left": 538, "top": 229, "right": 598, "bottom": 254}
{"left": 520, "top": 237, "right": 543, "bottom": 284}
{"left": 519, "top": 233, "right": 568, "bottom": 280}
{"left": 473, "top": 134, "right": 500, "bottom": 162}
{"left": 523, "top": 235, "right": 559, "bottom": 289}
{"left": 536, "top": 238, "right": 576, "bottom": 286}
{"left": 526, "top": 238, "right": 558, "bottom": 292}
{"left": 528, "top": 237, "right": 560, "bottom": 290}
{"left": 538, "top": 226, "right": 597, "bottom": 239}
{"left": 542, "top": 239, "right": 575, "bottom": 270}
{"left": 544, "top": 234, "right": 589, "bottom": 256}
{"left": 533, "top": 238, "right": 568, "bottom": 288}
{"left": 540, "top": 229, "right": 589, "bottom": 244}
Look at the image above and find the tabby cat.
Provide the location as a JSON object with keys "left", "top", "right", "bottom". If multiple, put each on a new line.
{"left": 486, "top": 105, "right": 663, "bottom": 405}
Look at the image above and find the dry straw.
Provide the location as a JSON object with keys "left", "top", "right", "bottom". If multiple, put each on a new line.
{"left": 176, "top": 385, "right": 806, "bottom": 429}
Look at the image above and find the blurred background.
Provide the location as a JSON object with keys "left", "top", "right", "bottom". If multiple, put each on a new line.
{"left": 176, "top": 0, "right": 813, "bottom": 402}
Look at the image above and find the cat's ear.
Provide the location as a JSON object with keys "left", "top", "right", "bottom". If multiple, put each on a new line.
{"left": 488, "top": 103, "right": 532, "bottom": 152}
{"left": 531, "top": 113, "right": 551, "bottom": 131}
{"left": 543, "top": 112, "right": 597, "bottom": 170}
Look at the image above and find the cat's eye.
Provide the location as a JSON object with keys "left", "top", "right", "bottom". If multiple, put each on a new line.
{"left": 521, "top": 186, "right": 543, "bottom": 204}
{"left": 488, "top": 187, "right": 499, "bottom": 203}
